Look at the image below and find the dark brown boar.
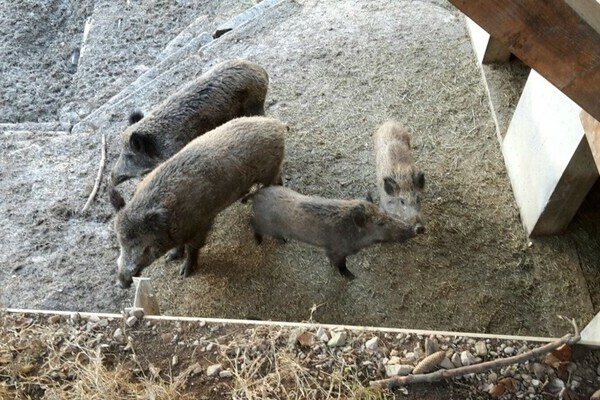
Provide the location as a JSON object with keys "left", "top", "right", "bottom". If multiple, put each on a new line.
{"left": 250, "top": 186, "right": 424, "bottom": 280}
{"left": 373, "top": 120, "right": 425, "bottom": 226}
{"left": 111, "top": 59, "right": 269, "bottom": 186}
{"left": 114, "top": 116, "right": 285, "bottom": 288}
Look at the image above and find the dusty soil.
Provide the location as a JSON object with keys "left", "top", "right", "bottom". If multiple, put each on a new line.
{"left": 1, "top": 312, "right": 597, "bottom": 399}
{"left": 1, "top": 0, "right": 600, "bottom": 339}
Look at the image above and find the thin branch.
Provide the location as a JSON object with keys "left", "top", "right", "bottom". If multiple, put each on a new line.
{"left": 370, "top": 318, "right": 580, "bottom": 389}
{"left": 81, "top": 133, "right": 106, "bottom": 213}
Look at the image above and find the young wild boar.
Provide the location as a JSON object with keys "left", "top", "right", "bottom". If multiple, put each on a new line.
{"left": 251, "top": 186, "right": 424, "bottom": 280}
{"left": 113, "top": 116, "right": 286, "bottom": 289}
{"left": 373, "top": 120, "right": 425, "bottom": 224}
{"left": 111, "top": 59, "right": 270, "bottom": 186}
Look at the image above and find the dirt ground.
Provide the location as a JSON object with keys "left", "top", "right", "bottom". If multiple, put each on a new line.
{"left": 1, "top": 0, "right": 600, "bottom": 338}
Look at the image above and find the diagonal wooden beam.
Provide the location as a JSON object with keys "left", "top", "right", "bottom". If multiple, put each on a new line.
{"left": 447, "top": 0, "right": 600, "bottom": 122}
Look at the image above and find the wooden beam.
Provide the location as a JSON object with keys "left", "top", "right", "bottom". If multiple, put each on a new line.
{"left": 465, "top": 18, "right": 512, "bottom": 64}
{"left": 447, "top": 0, "right": 600, "bottom": 121}
{"left": 580, "top": 110, "right": 600, "bottom": 174}
{"left": 502, "top": 70, "right": 598, "bottom": 236}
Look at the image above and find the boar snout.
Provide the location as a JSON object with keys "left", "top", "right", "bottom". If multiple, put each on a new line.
{"left": 414, "top": 223, "right": 425, "bottom": 235}
{"left": 117, "top": 274, "right": 133, "bottom": 289}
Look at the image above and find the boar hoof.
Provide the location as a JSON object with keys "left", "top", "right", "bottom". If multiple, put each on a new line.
{"left": 165, "top": 246, "right": 184, "bottom": 261}
{"left": 179, "top": 260, "right": 195, "bottom": 277}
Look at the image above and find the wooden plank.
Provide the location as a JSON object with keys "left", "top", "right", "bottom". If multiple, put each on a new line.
{"left": 447, "top": 0, "right": 600, "bottom": 121}
{"left": 580, "top": 110, "right": 600, "bottom": 173}
{"left": 502, "top": 70, "right": 598, "bottom": 236}
{"left": 133, "top": 277, "right": 161, "bottom": 316}
{"left": 465, "top": 18, "right": 512, "bottom": 64}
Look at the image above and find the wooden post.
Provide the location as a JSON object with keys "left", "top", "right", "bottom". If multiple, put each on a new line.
{"left": 502, "top": 70, "right": 598, "bottom": 236}
{"left": 580, "top": 110, "right": 600, "bottom": 174}
{"left": 465, "top": 18, "right": 512, "bottom": 65}
{"left": 447, "top": 0, "right": 600, "bottom": 122}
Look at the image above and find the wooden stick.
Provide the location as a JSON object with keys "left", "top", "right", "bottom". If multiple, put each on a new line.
{"left": 81, "top": 133, "right": 106, "bottom": 213}
{"left": 370, "top": 317, "right": 580, "bottom": 389}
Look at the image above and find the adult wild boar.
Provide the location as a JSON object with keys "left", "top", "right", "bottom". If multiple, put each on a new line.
{"left": 251, "top": 186, "right": 424, "bottom": 280}
{"left": 373, "top": 120, "right": 425, "bottom": 224}
{"left": 114, "top": 116, "right": 286, "bottom": 288}
{"left": 111, "top": 59, "right": 269, "bottom": 185}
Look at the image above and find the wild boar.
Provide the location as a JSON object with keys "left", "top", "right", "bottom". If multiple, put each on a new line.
{"left": 114, "top": 116, "right": 286, "bottom": 288}
{"left": 373, "top": 120, "right": 425, "bottom": 224}
{"left": 250, "top": 186, "right": 424, "bottom": 280}
{"left": 111, "top": 59, "right": 270, "bottom": 186}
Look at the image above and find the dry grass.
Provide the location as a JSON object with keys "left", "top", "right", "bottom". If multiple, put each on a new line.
{"left": 0, "top": 313, "right": 193, "bottom": 400}
{"left": 222, "top": 326, "right": 388, "bottom": 400}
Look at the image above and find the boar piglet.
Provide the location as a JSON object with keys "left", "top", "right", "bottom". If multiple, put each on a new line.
{"left": 373, "top": 120, "right": 425, "bottom": 225}
{"left": 111, "top": 59, "right": 269, "bottom": 186}
{"left": 251, "top": 186, "right": 424, "bottom": 280}
{"left": 114, "top": 116, "right": 286, "bottom": 288}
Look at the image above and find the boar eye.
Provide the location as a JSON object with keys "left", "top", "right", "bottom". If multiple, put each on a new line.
{"left": 399, "top": 198, "right": 406, "bottom": 205}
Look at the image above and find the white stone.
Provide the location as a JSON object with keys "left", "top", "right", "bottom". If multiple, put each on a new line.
{"left": 316, "top": 327, "right": 329, "bottom": 342}
{"left": 475, "top": 341, "right": 487, "bottom": 357}
{"left": 126, "top": 316, "right": 138, "bottom": 327}
{"left": 365, "top": 337, "right": 379, "bottom": 351}
{"left": 451, "top": 352, "right": 462, "bottom": 368}
{"left": 219, "top": 370, "right": 233, "bottom": 378}
{"left": 327, "top": 331, "right": 347, "bottom": 347}
{"left": 461, "top": 350, "right": 475, "bottom": 366}
{"left": 206, "top": 364, "right": 222, "bottom": 377}
{"left": 504, "top": 346, "right": 515, "bottom": 355}
{"left": 385, "top": 364, "right": 413, "bottom": 377}
{"left": 440, "top": 357, "right": 454, "bottom": 369}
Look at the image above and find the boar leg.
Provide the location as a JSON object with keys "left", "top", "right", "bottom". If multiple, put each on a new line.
{"left": 180, "top": 226, "right": 211, "bottom": 277}
{"left": 326, "top": 250, "right": 355, "bottom": 281}
{"left": 165, "top": 246, "right": 185, "bottom": 261}
{"left": 244, "top": 101, "right": 266, "bottom": 116}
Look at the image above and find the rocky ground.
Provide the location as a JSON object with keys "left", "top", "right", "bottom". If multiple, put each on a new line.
{"left": 1, "top": 0, "right": 600, "bottom": 341}
{"left": 1, "top": 311, "right": 599, "bottom": 399}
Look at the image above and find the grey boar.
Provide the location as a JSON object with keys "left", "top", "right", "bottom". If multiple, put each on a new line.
{"left": 114, "top": 116, "right": 286, "bottom": 288}
{"left": 250, "top": 186, "right": 424, "bottom": 280}
{"left": 373, "top": 120, "right": 425, "bottom": 225}
{"left": 111, "top": 59, "right": 270, "bottom": 186}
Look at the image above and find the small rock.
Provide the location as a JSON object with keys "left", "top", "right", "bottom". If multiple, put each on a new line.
{"left": 413, "top": 346, "right": 424, "bottom": 360}
{"left": 424, "top": 338, "right": 438, "bottom": 355}
{"left": 316, "top": 327, "right": 329, "bottom": 342}
{"left": 532, "top": 363, "right": 545, "bottom": 380}
{"left": 70, "top": 312, "right": 81, "bottom": 323}
{"left": 288, "top": 328, "right": 304, "bottom": 347}
{"left": 193, "top": 340, "right": 200, "bottom": 346}
{"left": 440, "top": 357, "right": 454, "bottom": 369}
{"left": 161, "top": 333, "right": 173, "bottom": 343}
{"left": 113, "top": 328, "right": 125, "bottom": 343}
{"left": 385, "top": 364, "right": 413, "bottom": 377}
{"left": 172, "top": 355, "right": 178, "bottom": 367}
{"left": 451, "top": 352, "right": 462, "bottom": 368}
{"left": 504, "top": 346, "right": 515, "bottom": 355}
{"left": 48, "top": 315, "right": 61, "bottom": 324}
{"left": 365, "top": 337, "right": 379, "bottom": 351}
{"left": 404, "top": 352, "right": 416, "bottom": 362}
{"left": 206, "top": 364, "right": 222, "bottom": 377}
{"left": 199, "top": 320, "right": 206, "bottom": 327}
{"left": 298, "top": 332, "right": 315, "bottom": 347}
{"left": 488, "top": 372, "right": 498, "bottom": 383}
{"left": 461, "top": 350, "right": 475, "bottom": 366}
{"left": 219, "top": 370, "right": 233, "bottom": 379}
{"left": 327, "top": 331, "right": 347, "bottom": 347}
{"left": 87, "top": 315, "right": 100, "bottom": 322}
{"left": 475, "top": 341, "right": 488, "bottom": 357}
{"left": 521, "top": 374, "right": 532, "bottom": 383}
{"left": 130, "top": 308, "right": 144, "bottom": 319}
{"left": 388, "top": 356, "right": 401, "bottom": 365}
{"left": 206, "top": 343, "right": 215, "bottom": 352}
{"left": 126, "top": 316, "right": 138, "bottom": 327}
{"left": 390, "top": 349, "right": 399, "bottom": 357}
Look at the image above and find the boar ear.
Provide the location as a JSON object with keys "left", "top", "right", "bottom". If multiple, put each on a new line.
{"left": 130, "top": 133, "right": 159, "bottom": 158}
{"left": 128, "top": 110, "right": 144, "bottom": 125}
{"left": 383, "top": 177, "right": 399, "bottom": 196}
{"left": 413, "top": 171, "right": 425, "bottom": 190}
{"left": 108, "top": 187, "right": 126, "bottom": 211}
{"left": 351, "top": 205, "right": 368, "bottom": 228}
{"left": 366, "top": 192, "right": 374, "bottom": 203}
{"left": 144, "top": 208, "right": 169, "bottom": 231}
